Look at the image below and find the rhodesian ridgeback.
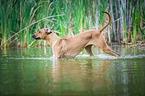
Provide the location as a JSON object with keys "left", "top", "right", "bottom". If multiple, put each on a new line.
{"left": 32, "top": 11, "right": 120, "bottom": 58}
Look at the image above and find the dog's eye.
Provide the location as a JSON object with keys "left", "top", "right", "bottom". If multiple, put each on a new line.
{"left": 39, "top": 31, "right": 41, "bottom": 33}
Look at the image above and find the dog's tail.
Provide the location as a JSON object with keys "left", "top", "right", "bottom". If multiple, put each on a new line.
{"left": 99, "top": 11, "right": 111, "bottom": 33}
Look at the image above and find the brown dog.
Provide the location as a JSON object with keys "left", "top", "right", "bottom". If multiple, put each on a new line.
{"left": 32, "top": 11, "right": 120, "bottom": 58}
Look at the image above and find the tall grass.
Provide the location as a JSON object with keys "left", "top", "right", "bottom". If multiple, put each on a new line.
{"left": 0, "top": 1, "right": 9, "bottom": 48}
{"left": 0, "top": 0, "right": 144, "bottom": 48}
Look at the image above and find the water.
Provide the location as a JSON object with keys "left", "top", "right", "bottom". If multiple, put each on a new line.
{"left": 0, "top": 45, "right": 145, "bottom": 96}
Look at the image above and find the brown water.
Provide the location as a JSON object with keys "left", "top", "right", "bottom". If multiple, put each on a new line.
{"left": 0, "top": 45, "right": 145, "bottom": 96}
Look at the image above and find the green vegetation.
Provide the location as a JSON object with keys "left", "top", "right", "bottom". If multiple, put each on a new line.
{"left": 0, "top": 0, "right": 144, "bottom": 48}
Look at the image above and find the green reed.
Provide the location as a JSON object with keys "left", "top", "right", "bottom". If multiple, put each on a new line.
{"left": 0, "top": 0, "right": 144, "bottom": 48}
{"left": 0, "top": 1, "right": 9, "bottom": 48}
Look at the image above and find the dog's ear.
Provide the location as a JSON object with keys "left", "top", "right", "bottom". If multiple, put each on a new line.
{"left": 44, "top": 28, "right": 52, "bottom": 34}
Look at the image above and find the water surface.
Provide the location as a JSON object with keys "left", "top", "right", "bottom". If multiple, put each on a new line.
{"left": 0, "top": 45, "right": 145, "bottom": 96}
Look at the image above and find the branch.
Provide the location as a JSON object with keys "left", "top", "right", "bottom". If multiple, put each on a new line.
{"left": 2, "top": 14, "right": 64, "bottom": 46}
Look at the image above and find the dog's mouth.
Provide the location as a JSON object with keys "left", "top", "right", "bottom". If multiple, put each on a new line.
{"left": 32, "top": 34, "right": 41, "bottom": 40}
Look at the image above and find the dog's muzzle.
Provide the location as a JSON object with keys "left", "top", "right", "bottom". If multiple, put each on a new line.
{"left": 32, "top": 34, "right": 41, "bottom": 40}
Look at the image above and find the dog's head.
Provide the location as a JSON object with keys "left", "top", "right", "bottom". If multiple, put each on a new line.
{"left": 32, "top": 28, "right": 52, "bottom": 40}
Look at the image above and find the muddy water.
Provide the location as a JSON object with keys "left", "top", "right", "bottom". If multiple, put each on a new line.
{"left": 0, "top": 45, "right": 145, "bottom": 96}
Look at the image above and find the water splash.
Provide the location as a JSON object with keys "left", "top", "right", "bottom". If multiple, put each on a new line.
{"left": 121, "top": 54, "right": 145, "bottom": 59}
{"left": 6, "top": 54, "right": 145, "bottom": 60}
{"left": 7, "top": 57, "right": 50, "bottom": 60}
{"left": 76, "top": 54, "right": 145, "bottom": 60}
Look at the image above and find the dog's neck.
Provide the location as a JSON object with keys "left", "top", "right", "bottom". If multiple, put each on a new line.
{"left": 46, "top": 33, "right": 61, "bottom": 47}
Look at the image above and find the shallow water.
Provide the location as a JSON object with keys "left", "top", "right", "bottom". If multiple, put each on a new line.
{"left": 0, "top": 45, "right": 145, "bottom": 96}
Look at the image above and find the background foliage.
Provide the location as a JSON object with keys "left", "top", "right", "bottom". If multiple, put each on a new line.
{"left": 0, "top": 0, "right": 144, "bottom": 48}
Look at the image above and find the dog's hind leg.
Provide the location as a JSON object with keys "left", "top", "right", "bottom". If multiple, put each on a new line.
{"left": 85, "top": 45, "right": 94, "bottom": 56}
{"left": 93, "top": 35, "right": 120, "bottom": 57}
{"left": 100, "top": 46, "right": 120, "bottom": 57}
